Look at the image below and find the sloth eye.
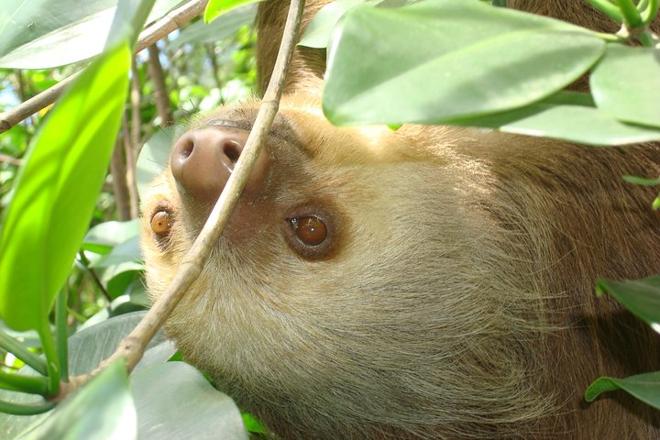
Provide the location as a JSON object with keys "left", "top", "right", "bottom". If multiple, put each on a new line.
{"left": 283, "top": 207, "right": 337, "bottom": 260}
{"left": 289, "top": 216, "right": 327, "bottom": 246}
{"left": 151, "top": 209, "right": 173, "bottom": 236}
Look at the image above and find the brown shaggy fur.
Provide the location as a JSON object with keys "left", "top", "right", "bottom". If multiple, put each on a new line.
{"left": 142, "top": 1, "right": 660, "bottom": 439}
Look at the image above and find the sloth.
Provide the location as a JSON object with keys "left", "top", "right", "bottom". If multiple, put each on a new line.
{"left": 141, "top": 1, "right": 660, "bottom": 439}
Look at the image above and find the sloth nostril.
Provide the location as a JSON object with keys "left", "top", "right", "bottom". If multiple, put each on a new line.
{"left": 223, "top": 140, "right": 241, "bottom": 163}
{"left": 179, "top": 138, "right": 194, "bottom": 159}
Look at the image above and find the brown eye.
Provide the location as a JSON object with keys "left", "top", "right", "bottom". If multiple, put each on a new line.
{"left": 283, "top": 206, "right": 339, "bottom": 261}
{"left": 151, "top": 210, "right": 173, "bottom": 236}
{"left": 289, "top": 216, "right": 327, "bottom": 246}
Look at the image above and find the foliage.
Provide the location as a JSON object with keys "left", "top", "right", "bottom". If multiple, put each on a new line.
{"left": 0, "top": 0, "right": 658, "bottom": 438}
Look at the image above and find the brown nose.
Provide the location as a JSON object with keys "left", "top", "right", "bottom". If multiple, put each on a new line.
{"left": 170, "top": 127, "right": 268, "bottom": 204}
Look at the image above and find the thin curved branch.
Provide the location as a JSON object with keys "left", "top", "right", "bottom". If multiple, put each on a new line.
{"left": 64, "top": 0, "right": 306, "bottom": 395}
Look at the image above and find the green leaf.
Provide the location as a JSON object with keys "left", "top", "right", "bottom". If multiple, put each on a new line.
{"left": 82, "top": 220, "right": 140, "bottom": 255}
{"left": 170, "top": 5, "right": 257, "bottom": 51}
{"left": 91, "top": 237, "right": 142, "bottom": 268}
{"left": 0, "top": 43, "right": 131, "bottom": 332}
{"left": 299, "top": 0, "right": 369, "bottom": 48}
{"left": 585, "top": 371, "right": 660, "bottom": 410}
{"left": 204, "top": 0, "right": 265, "bottom": 23}
{"left": 136, "top": 126, "right": 176, "bottom": 201}
{"left": 68, "top": 312, "right": 166, "bottom": 375}
{"left": 19, "top": 359, "right": 136, "bottom": 440}
{"left": 323, "top": 0, "right": 606, "bottom": 125}
{"left": 0, "top": 0, "right": 182, "bottom": 69}
{"left": 595, "top": 276, "right": 660, "bottom": 330}
{"left": 591, "top": 45, "right": 660, "bottom": 129}
{"left": 131, "top": 362, "right": 249, "bottom": 439}
{"left": 453, "top": 91, "right": 660, "bottom": 146}
{"left": 622, "top": 175, "right": 660, "bottom": 186}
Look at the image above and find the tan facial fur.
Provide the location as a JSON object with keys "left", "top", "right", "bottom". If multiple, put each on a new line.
{"left": 142, "top": 2, "right": 660, "bottom": 439}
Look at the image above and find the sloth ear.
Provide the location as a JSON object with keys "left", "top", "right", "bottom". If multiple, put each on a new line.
{"left": 255, "top": 0, "right": 326, "bottom": 97}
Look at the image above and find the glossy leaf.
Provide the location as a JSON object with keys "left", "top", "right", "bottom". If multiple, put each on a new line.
{"left": 19, "top": 359, "right": 136, "bottom": 440}
{"left": 585, "top": 371, "right": 660, "bottom": 409}
{"left": 0, "top": 43, "right": 131, "bottom": 332}
{"left": 132, "top": 362, "right": 249, "bottom": 439}
{"left": 68, "top": 312, "right": 165, "bottom": 375}
{"left": 170, "top": 5, "right": 257, "bottom": 51}
{"left": 454, "top": 91, "right": 660, "bottom": 146}
{"left": 595, "top": 276, "right": 660, "bottom": 330}
{"left": 591, "top": 45, "right": 660, "bottom": 129}
{"left": 82, "top": 220, "right": 140, "bottom": 255}
{"left": 204, "top": 0, "right": 264, "bottom": 23}
{"left": 299, "top": 0, "right": 368, "bottom": 48}
{"left": 0, "top": 0, "right": 181, "bottom": 69}
{"left": 324, "top": 0, "right": 606, "bottom": 125}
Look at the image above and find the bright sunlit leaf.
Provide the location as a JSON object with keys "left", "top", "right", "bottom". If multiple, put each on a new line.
{"left": 204, "top": 0, "right": 265, "bottom": 23}
{"left": 0, "top": 43, "right": 131, "bottom": 332}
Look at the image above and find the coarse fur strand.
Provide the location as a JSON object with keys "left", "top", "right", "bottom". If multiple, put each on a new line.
{"left": 141, "top": 1, "right": 660, "bottom": 439}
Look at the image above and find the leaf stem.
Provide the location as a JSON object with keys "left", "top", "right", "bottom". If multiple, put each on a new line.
{"left": 0, "top": 331, "right": 48, "bottom": 376}
{"left": 0, "top": 370, "right": 49, "bottom": 395}
{"left": 38, "top": 324, "right": 60, "bottom": 396}
{"left": 641, "top": 0, "right": 659, "bottom": 23}
{"left": 0, "top": 330, "right": 48, "bottom": 376}
{"left": 0, "top": 398, "right": 55, "bottom": 415}
{"left": 55, "top": 290, "right": 69, "bottom": 383}
{"left": 585, "top": 0, "right": 624, "bottom": 22}
{"left": 615, "top": 0, "right": 644, "bottom": 27}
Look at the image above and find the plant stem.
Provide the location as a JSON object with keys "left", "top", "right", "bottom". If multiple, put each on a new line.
{"left": 585, "top": 0, "right": 624, "bottom": 22}
{"left": 0, "top": 332, "right": 48, "bottom": 376}
{"left": 0, "top": 370, "right": 49, "bottom": 395}
{"left": 615, "top": 0, "right": 644, "bottom": 27}
{"left": 641, "top": 0, "right": 659, "bottom": 23}
{"left": 78, "top": 251, "right": 112, "bottom": 303}
{"left": 55, "top": 289, "right": 69, "bottom": 383}
{"left": 0, "top": 398, "right": 55, "bottom": 415}
{"left": 38, "top": 324, "right": 60, "bottom": 396}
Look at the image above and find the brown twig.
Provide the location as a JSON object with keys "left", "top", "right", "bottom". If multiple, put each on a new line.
{"left": 0, "top": 154, "right": 23, "bottom": 167}
{"left": 110, "top": 129, "right": 132, "bottom": 221}
{"left": 93, "top": 0, "right": 305, "bottom": 377}
{"left": 147, "top": 44, "right": 174, "bottom": 127}
{"left": 0, "top": 0, "right": 207, "bottom": 135}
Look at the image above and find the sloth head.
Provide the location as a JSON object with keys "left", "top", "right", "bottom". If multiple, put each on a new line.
{"left": 141, "top": 95, "right": 549, "bottom": 439}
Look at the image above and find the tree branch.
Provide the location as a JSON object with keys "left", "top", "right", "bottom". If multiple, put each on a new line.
{"left": 147, "top": 45, "right": 174, "bottom": 127}
{"left": 94, "top": 0, "right": 306, "bottom": 377}
{"left": 0, "top": 0, "right": 207, "bottom": 135}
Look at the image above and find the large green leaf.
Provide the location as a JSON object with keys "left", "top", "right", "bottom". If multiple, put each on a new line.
{"left": 68, "top": 312, "right": 167, "bottom": 375}
{"left": 0, "top": 44, "right": 131, "bottom": 332}
{"left": 204, "top": 0, "right": 264, "bottom": 23}
{"left": 595, "top": 276, "right": 660, "bottom": 330}
{"left": 131, "top": 362, "right": 248, "bottom": 439}
{"left": 591, "top": 45, "right": 660, "bottom": 129}
{"left": 19, "top": 359, "right": 136, "bottom": 440}
{"left": 323, "top": 0, "right": 606, "bottom": 125}
{"left": 0, "top": 0, "right": 182, "bottom": 69}
{"left": 585, "top": 371, "right": 660, "bottom": 410}
{"left": 454, "top": 91, "right": 660, "bottom": 146}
